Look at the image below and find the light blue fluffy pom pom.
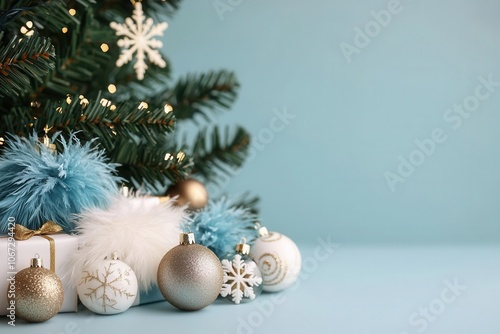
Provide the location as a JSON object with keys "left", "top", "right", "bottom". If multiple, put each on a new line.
{"left": 186, "top": 197, "right": 259, "bottom": 259}
{"left": 0, "top": 134, "right": 120, "bottom": 233}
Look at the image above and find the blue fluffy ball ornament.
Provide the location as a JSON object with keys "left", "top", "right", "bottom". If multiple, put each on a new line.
{"left": 186, "top": 197, "right": 259, "bottom": 259}
{"left": 0, "top": 134, "right": 120, "bottom": 233}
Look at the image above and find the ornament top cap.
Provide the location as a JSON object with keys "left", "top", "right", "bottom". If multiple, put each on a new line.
{"left": 31, "top": 254, "right": 43, "bottom": 268}
{"left": 255, "top": 222, "right": 268, "bottom": 237}
{"left": 235, "top": 242, "right": 250, "bottom": 255}
{"left": 180, "top": 232, "right": 196, "bottom": 245}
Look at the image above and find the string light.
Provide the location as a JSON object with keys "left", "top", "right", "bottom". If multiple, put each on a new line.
{"left": 176, "top": 151, "right": 185, "bottom": 162}
{"left": 100, "top": 98, "right": 112, "bottom": 108}
{"left": 20, "top": 21, "right": 34, "bottom": 36}
{"left": 108, "top": 84, "right": 117, "bottom": 94}
{"left": 138, "top": 102, "right": 148, "bottom": 110}
{"left": 69, "top": 9, "right": 76, "bottom": 16}
{"left": 164, "top": 104, "right": 173, "bottom": 114}
{"left": 100, "top": 43, "right": 109, "bottom": 52}
{"left": 79, "top": 95, "right": 89, "bottom": 109}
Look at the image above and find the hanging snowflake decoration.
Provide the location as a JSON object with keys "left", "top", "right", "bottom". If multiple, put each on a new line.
{"left": 220, "top": 254, "right": 263, "bottom": 304}
{"left": 110, "top": 2, "right": 168, "bottom": 80}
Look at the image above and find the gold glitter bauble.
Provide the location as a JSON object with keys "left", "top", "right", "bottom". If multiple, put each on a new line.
{"left": 157, "top": 233, "right": 223, "bottom": 311}
{"left": 165, "top": 178, "right": 208, "bottom": 210}
{"left": 7, "top": 260, "right": 64, "bottom": 322}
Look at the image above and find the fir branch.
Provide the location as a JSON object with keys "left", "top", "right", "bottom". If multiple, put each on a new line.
{"left": 2, "top": 0, "right": 83, "bottom": 36}
{"left": 0, "top": 92, "right": 177, "bottom": 150}
{"left": 97, "top": 0, "right": 181, "bottom": 24}
{"left": 162, "top": 70, "right": 239, "bottom": 121}
{"left": 42, "top": 93, "right": 177, "bottom": 149}
{"left": 111, "top": 137, "right": 193, "bottom": 189}
{"left": 191, "top": 126, "right": 250, "bottom": 182}
{"left": 231, "top": 193, "right": 260, "bottom": 215}
{"left": 40, "top": 2, "right": 117, "bottom": 99}
{"left": 105, "top": 54, "right": 171, "bottom": 102}
{"left": 0, "top": 32, "right": 55, "bottom": 99}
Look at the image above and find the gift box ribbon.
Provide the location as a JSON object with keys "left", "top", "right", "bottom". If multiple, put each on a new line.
{"left": 14, "top": 221, "right": 63, "bottom": 272}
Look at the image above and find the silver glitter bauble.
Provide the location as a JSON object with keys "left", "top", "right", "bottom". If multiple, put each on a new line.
{"left": 7, "top": 257, "right": 64, "bottom": 322}
{"left": 157, "top": 232, "right": 223, "bottom": 311}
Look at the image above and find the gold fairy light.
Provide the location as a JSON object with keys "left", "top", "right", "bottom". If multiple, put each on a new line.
{"left": 176, "top": 151, "right": 185, "bottom": 162}
{"left": 30, "top": 101, "right": 41, "bottom": 108}
{"left": 100, "top": 43, "right": 109, "bottom": 52}
{"left": 43, "top": 125, "right": 56, "bottom": 152}
{"left": 138, "top": 102, "right": 148, "bottom": 110}
{"left": 20, "top": 21, "right": 34, "bottom": 36}
{"left": 56, "top": 107, "right": 63, "bottom": 114}
{"left": 62, "top": 27, "right": 68, "bottom": 34}
{"left": 109, "top": 124, "right": 117, "bottom": 135}
{"left": 0, "top": 137, "right": 5, "bottom": 146}
{"left": 69, "top": 9, "right": 77, "bottom": 16}
{"left": 164, "top": 104, "right": 173, "bottom": 114}
{"left": 110, "top": 105, "right": 117, "bottom": 111}
{"left": 79, "top": 95, "right": 89, "bottom": 109}
{"left": 164, "top": 153, "right": 173, "bottom": 161}
{"left": 100, "top": 98, "right": 112, "bottom": 108}
{"left": 108, "top": 84, "right": 117, "bottom": 94}
{"left": 66, "top": 95, "right": 72, "bottom": 104}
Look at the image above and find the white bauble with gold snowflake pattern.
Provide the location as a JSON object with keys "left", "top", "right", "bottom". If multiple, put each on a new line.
{"left": 77, "top": 252, "right": 138, "bottom": 314}
{"left": 250, "top": 224, "right": 302, "bottom": 292}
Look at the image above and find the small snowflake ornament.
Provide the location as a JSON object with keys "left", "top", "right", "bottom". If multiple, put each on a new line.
{"left": 110, "top": 2, "right": 168, "bottom": 80}
{"left": 220, "top": 242, "right": 263, "bottom": 304}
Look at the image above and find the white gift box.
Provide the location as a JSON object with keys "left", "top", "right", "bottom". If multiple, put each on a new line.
{"left": 0, "top": 233, "right": 79, "bottom": 315}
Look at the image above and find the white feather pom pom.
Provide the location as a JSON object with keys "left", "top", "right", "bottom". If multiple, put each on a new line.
{"left": 65, "top": 195, "right": 187, "bottom": 291}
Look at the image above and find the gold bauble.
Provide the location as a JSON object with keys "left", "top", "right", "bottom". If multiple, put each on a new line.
{"left": 7, "top": 257, "right": 64, "bottom": 322}
{"left": 166, "top": 178, "right": 208, "bottom": 210}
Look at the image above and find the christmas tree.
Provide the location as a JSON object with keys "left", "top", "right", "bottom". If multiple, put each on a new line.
{"left": 0, "top": 0, "right": 251, "bottom": 194}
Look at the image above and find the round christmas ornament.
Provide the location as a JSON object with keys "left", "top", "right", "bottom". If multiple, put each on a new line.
{"left": 157, "top": 232, "right": 223, "bottom": 311}
{"left": 77, "top": 252, "right": 138, "bottom": 315}
{"left": 250, "top": 223, "right": 302, "bottom": 292}
{"left": 220, "top": 239, "right": 263, "bottom": 304}
{"left": 7, "top": 255, "right": 64, "bottom": 322}
{"left": 166, "top": 178, "right": 208, "bottom": 210}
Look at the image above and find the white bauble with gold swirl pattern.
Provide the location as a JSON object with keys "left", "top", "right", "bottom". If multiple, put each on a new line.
{"left": 250, "top": 224, "right": 301, "bottom": 292}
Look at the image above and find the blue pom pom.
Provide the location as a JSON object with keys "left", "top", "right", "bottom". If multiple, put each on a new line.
{"left": 186, "top": 197, "right": 259, "bottom": 259}
{"left": 0, "top": 134, "right": 120, "bottom": 233}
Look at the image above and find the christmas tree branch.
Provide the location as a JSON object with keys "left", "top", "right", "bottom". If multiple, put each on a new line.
{"left": 191, "top": 126, "right": 250, "bottom": 182}
{"left": 112, "top": 137, "right": 193, "bottom": 188}
{"left": 230, "top": 193, "right": 260, "bottom": 215}
{"left": 161, "top": 70, "right": 240, "bottom": 121}
{"left": 0, "top": 32, "right": 55, "bottom": 99}
{"left": 48, "top": 94, "right": 176, "bottom": 148}
{"left": 106, "top": 55, "right": 171, "bottom": 102}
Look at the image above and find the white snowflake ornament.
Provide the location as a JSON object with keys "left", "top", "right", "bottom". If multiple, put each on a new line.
{"left": 220, "top": 254, "right": 263, "bottom": 304}
{"left": 110, "top": 2, "right": 168, "bottom": 80}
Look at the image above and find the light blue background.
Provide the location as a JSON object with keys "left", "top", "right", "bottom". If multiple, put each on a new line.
{"left": 166, "top": 0, "right": 500, "bottom": 244}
